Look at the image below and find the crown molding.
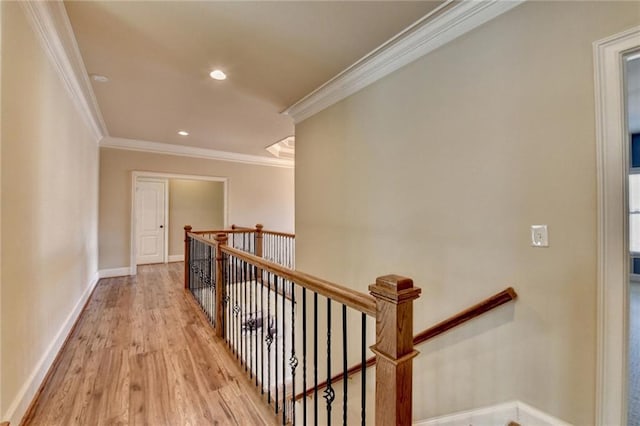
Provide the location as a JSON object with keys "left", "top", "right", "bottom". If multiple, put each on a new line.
{"left": 100, "top": 137, "right": 295, "bottom": 169}
{"left": 284, "top": 0, "right": 525, "bottom": 124}
{"left": 20, "top": 0, "right": 108, "bottom": 142}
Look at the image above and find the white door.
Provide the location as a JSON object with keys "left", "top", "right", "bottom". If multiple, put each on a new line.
{"left": 136, "top": 179, "right": 166, "bottom": 265}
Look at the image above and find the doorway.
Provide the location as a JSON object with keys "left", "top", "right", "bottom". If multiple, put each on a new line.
{"left": 626, "top": 51, "right": 640, "bottom": 426}
{"left": 131, "top": 171, "right": 228, "bottom": 274}
{"left": 594, "top": 26, "right": 640, "bottom": 426}
{"left": 135, "top": 178, "right": 168, "bottom": 265}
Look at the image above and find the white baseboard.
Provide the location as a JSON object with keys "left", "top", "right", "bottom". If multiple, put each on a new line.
{"left": 98, "top": 267, "right": 132, "bottom": 278}
{"left": 2, "top": 272, "right": 100, "bottom": 425}
{"left": 168, "top": 254, "right": 184, "bottom": 263}
{"left": 414, "top": 400, "right": 571, "bottom": 426}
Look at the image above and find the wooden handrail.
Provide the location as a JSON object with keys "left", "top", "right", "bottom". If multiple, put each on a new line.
{"left": 221, "top": 244, "right": 376, "bottom": 317}
{"left": 413, "top": 287, "right": 517, "bottom": 346}
{"left": 294, "top": 287, "right": 517, "bottom": 401}
{"left": 231, "top": 224, "right": 254, "bottom": 230}
{"left": 189, "top": 232, "right": 376, "bottom": 317}
{"left": 192, "top": 228, "right": 253, "bottom": 235}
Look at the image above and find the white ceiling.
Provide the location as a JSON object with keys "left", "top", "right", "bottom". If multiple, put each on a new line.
{"left": 64, "top": 1, "right": 442, "bottom": 157}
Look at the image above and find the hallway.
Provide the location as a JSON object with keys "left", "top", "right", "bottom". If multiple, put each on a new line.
{"left": 22, "top": 263, "right": 278, "bottom": 426}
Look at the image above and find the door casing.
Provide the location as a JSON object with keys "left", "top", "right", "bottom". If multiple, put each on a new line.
{"left": 129, "top": 171, "right": 229, "bottom": 276}
{"left": 594, "top": 25, "right": 640, "bottom": 426}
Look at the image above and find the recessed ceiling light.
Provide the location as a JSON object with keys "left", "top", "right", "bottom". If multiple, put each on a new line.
{"left": 91, "top": 74, "right": 109, "bottom": 83}
{"left": 178, "top": 130, "right": 189, "bottom": 136}
{"left": 209, "top": 69, "right": 227, "bottom": 80}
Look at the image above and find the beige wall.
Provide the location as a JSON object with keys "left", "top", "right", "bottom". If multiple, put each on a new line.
{"left": 1, "top": 3, "right": 99, "bottom": 423}
{"left": 99, "top": 148, "right": 294, "bottom": 269}
{"left": 295, "top": 2, "right": 640, "bottom": 424}
{"left": 168, "top": 179, "right": 224, "bottom": 256}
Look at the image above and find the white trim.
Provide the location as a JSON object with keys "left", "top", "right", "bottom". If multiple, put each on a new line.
{"left": 2, "top": 272, "right": 99, "bottom": 425}
{"left": 413, "top": 400, "right": 571, "bottom": 426}
{"left": 168, "top": 254, "right": 184, "bottom": 263}
{"left": 283, "top": 0, "right": 524, "bottom": 124}
{"left": 101, "top": 137, "right": 294, "bottom": 169}
{"left": 19, "top": 1, "right": 107, "bottom": 142}
{"left": 98, "top": 267, "right": 132, "bottom": 279}
{"left": 130, "top": 171, "right": 229, "bottom": 276}
{"left": 594, "top": 25, "right": 640, "bottom": 426}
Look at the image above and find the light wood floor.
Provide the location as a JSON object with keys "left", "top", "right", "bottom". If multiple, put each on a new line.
{"left": 23, "top": 263, "right": 279, "bottom": 426}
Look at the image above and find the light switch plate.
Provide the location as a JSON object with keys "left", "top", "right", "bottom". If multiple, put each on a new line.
{"left": 531, "top": 225, "right": 549, "bottom": 247}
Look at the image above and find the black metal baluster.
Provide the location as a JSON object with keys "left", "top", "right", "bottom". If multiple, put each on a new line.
{"left": 290, "top": 282, "right": 297, "bottom": 425}
{"left": 342, "top": 305, "right": 347, "bottom": 426}
{"left": 261, "top": 266, "right": 265, "bottom": 394}
{"left": 254, "top": 265, "right": 258, "bottom": 385}
{"left": 267, "top": 272, "right": 273, "bottom": 405}
{"left": 275, "top": 275, "right": 279, "bottom": 414}
{"left": 228, "top": 253, "right": 232, "bottom": 351}
{"left": 281, "top": 277, "right": 286, "bottom": 425}
{"left": 210, "top": 244, "right": 213, "bottom": 324}
{"left": 314, "top": 293, "right": 318, "bottom": 424}
{"left": 242, "top": 258, "right": 247, "bottom": 369}
{"left": 280, "top": 278, "right": 287, "bottom": 426}
{"left": 325, "top": 299, "right": 334, "bottom": 425}
{"left": 303, "top": 287, "right": 307, "bottom": 424}
{"left": 234, "top": 256, "right": 240, "bottom": 360}
{"left": 248, "top": 260, "right": 253, "bottom": 377}
{"left": 361, "top": 313, "right": 366, "bottom": 426}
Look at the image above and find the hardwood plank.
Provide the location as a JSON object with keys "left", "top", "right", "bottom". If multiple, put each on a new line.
{"left": 23, "top": 262, "right": 279, "bottom": 426}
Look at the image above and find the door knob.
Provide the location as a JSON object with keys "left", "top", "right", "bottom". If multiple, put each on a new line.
{"left": 160, "top": 225, "right": 164, "bottom": 228}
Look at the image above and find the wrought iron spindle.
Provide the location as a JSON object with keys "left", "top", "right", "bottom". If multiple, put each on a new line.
{"left": 290, "top": 282, "right": 297, "bottom": 425}
{"left": 234, "top": 256, "right": 240, "bottom": 360}
{"left": 245, "top": 259, "right": 250, "bottom": 373}
{"left": 267, "top": 272, "right": 273, "bottom": 404}
{"left": 281, "top": 276, "right": 286, "bottom": 424}
{"left": 261, "top": 266, "right": 265, "bottom": 394}
{"left": 361, "top": 313, "right": 366, "bottom": 426}
{"left": 253, "top": 265, "right": 258, "bottom": 384}
{"left": 242, "top": 257, "right": 247, "bottom": 369}
{"left": 303, "top": 288, "right": 307, "bottom": 424}
{"left": 275, "top": 274, "right": 279, "bottom": 414}
{"left": 314, "top": 292, "right": 318, "bottom": 424}
{"left": 342, "top": 304, "right": 347, "bottom": 426}
{"left": 325, "top": 298, "right": 334, "bottom": 425}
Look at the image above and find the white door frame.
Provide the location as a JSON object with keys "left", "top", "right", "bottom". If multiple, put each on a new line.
{"left": 594, "top": 25, "right": 640, "bottom": 426}
{"left": 130, "top": 171, "right": 229, "bottom": 275}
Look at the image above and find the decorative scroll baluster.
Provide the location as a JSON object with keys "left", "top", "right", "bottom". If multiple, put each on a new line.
{"left": 253, "top": 265, "right": 258, "bottom": 384}
{"left": 290, "top": 282, "right": 297, "bottom": 425}
{"left": 275, "top": 275, "right": 279, "bottom": 415}
{"left": 324, "top": 298, "right": 335, "bottom": 425}
{"left": 267, "top": 272, "right": 273, "bottom": 404}
{"left": 302, "top": 288, "right": 307, "bottom": 424}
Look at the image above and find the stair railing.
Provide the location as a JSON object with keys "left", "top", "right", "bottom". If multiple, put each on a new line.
{"left": 295, "top": 287, "right": 518, "bottom": 401}
{"left": 183, "top": 225, "right": 420, "bottom": 425}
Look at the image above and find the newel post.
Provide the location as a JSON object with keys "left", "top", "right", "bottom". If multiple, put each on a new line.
{"left": 369, "top": 275, "right": 421, "bottom": 426}
{"left": 255, "top": 224, "right": 264, "bottom": 257}
{"left": 214, "top": 233, "right": 228, "bottom": 338}
{"left": 184, "top": 225, "right": 192, "bottom": 289}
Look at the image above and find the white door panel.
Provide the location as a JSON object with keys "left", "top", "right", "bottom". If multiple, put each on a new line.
{"left": 136, "top": 180, "right": 166, "bottom": 264}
